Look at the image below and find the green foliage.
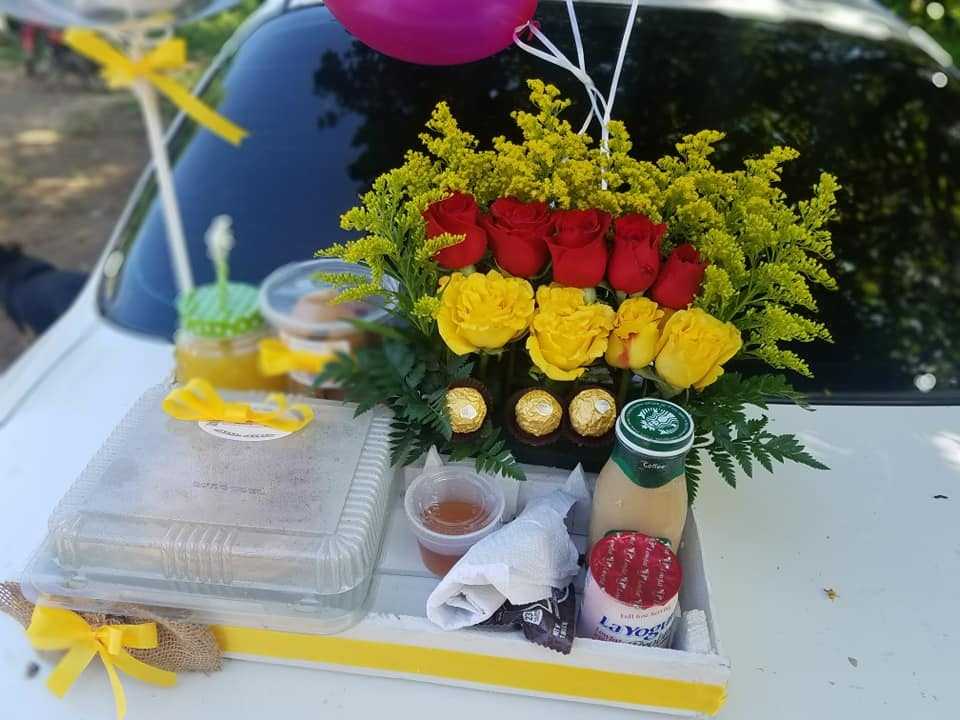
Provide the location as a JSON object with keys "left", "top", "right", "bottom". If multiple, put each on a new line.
{"left": 880, "top": 1, "right": 960, "bottom": 59}
{"left": 0, "top": 29, "right": 23, "bottom": 68}
{"left": 446, "top": 424, "right": 526, "bottom": 483}
{"left": 317, "top": 151, "right": 446, "bottom": 335}
{"left": 318, "top": 323, "right": 525, "bottom": 480}
{"left": 179, "top": 0, "right": 262, "bottom": 61}
{"left": 652, "top": 135, "right": 840, "bottom": 377}
{"left": 682, "top": 373, "right": 828, "bottom": 499}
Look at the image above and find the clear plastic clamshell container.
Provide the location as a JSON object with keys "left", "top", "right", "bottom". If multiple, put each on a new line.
{"left": 23, "top": 383, "right": 394, "bottom": 634}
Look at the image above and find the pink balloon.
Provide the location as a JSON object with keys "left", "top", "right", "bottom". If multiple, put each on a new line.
{"left": 324, "top": 0, "right": 538, "bottom": 66}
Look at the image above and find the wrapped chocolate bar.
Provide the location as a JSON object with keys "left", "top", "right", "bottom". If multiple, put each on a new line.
{"left": 564, "top": 386, "right": 618, "bottom": 446}
{"left": 479, "top": 583, "right": 577, "bottom": 655}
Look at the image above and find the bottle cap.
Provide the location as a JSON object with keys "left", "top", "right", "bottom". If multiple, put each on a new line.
{"left": 177, "top": 215, "right": 264, "bottom": 339}
{"left": 177, "top": 283, "right": 263, "bottom": 339}
{"left": 616, "top": 398, "right": 694, "bottom": 457}
{"left": 589, "top": 532, "right": 682, "bottom": 609}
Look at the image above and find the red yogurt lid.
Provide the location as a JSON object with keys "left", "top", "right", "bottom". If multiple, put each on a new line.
{"left": 588, "top": 532, "right": 683, "bottom": 608}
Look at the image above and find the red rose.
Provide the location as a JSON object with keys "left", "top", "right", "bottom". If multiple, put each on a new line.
{"left": 423, "top": 192, "right": 488, "bottom": 269}
{"left": 607, "top": 214, "right": 667, "bottom": 294}
{"left": 480, "top": 197, "right": 552, "bottom": 277}
{"left": 546, "top": 208, "right": 611, "bottom": 287}
{"left": 650, "top": 244, "right": 708, "bottom": 309}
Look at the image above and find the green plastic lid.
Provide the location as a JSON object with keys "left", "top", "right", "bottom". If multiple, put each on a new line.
{"left": 177, "top": 282, "right": 264, "bottom": 338}
{"left": 616, "top": 398, "right": 694, "bottom": 457}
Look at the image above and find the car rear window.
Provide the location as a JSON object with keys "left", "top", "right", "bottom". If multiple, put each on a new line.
{"left": 99, "top": 3, "right": 960, "bottom": 403}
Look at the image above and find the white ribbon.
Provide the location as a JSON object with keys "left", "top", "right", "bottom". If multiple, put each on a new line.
{"left": 513, "top": 0, "right": 642, "bottom": 187}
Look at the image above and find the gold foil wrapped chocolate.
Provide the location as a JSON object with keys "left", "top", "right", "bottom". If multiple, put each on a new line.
{"left": 569, "top": 388, "right": 616, "bottom": 437}
{"left": 446, "top": 387, "right": 487, "bottom": 434}
{"left": 515, "top": 390, "right": 562, "bottom": 437}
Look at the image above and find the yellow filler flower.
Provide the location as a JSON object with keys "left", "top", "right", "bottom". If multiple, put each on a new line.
{"left": 526, "top": 286, "right": 615, "bottom": 381}
{"left": 654, "top": 308, "right": 743, "bottom": 390}
{"left": 437, "top": 270, "right": 535, "bottom": 355}
{"left": 605, "top": 297, "right": 665, "bottom": 371}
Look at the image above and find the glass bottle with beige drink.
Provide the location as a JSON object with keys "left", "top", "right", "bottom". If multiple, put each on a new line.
{"left": 589, "top": 399, "right": 694, "bottom": 551}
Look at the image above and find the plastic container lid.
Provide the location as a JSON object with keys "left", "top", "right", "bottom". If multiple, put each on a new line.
{"left": 616, "top": 398, "right": 694, "bottom": 457}
{"left": 24, "top": 383, "right": 394, "bottom": 633}
{"left": 404, "top": 468, "right": 505, "bottom": 557}
{"left": 177, "top": 283, "right": 264, "bottom": 339}
{"left": 259, "top": 259, "right": 397, "bottom": 339}
{"left": 589, "top": 532, "right": 683, "bottom": 609}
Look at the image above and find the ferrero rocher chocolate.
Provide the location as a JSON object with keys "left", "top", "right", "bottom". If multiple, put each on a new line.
{"left": 446, "top": 387, "right": 487, "bottom": 434}
{"left": 515, "top": 390, "right": 562, "bottom": 437}
{"left": 569, "top": 388, "right": 616, "bottom": 437}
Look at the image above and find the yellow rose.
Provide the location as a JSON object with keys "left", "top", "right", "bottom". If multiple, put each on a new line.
{"left": 605, "top": 297, "right": 665, "bottom": 371}
{"left": 437, "top": 270, "right": 535, "bottom": 355}
{"left": 654, "top": 308, "right": 742, "bottom": 390}
{"left": 526, "top": 285, "right": 615, "bottom": 381}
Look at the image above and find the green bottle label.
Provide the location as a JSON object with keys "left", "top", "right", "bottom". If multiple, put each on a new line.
{"left": 611, "top": 444, "right": 687, "bottom": 489}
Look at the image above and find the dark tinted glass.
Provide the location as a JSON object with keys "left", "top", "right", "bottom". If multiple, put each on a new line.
{"left": 101, "top": 3, "right": 960, "bottom": 402}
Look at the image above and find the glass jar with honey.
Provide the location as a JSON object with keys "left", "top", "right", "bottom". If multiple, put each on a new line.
{"left": 174, "top": 216, "right": 284, "bottom": 391}
{"left": 175, "top": 285, "right": 286, "bottom": 391}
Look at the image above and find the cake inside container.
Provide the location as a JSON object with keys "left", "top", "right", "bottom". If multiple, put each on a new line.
{"left": 24, "top": 383, "right": 394, "bottom": 633}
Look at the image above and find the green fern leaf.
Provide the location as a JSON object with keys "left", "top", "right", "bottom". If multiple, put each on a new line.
{"left": 709, "top": 448, "right": 737, "bottom": 488}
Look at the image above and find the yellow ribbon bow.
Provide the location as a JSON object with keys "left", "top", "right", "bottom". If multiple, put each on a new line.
{"left": 162, "top": 378, "right": 314, "bottom": 432}
{"left": 258, "top": 338, "right": 335, "bottom": 377}
{"left": 26, "top": 606, "right": 177, "bottom": 720}
{"left": 63, "top": 29, "right": 248, "bottom": 146}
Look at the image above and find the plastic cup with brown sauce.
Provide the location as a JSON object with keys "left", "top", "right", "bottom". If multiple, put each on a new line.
{"left": 404, "top": 468, "right": 506, "bottom": 577}
{"left": 258, "top": 260, "right": 396, "bottom": 398}
{"left": 588, "top": 399, "right": 695, "bottom": 552}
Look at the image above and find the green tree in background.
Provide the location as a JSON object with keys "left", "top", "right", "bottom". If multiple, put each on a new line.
{"left": 881, "top": 0, "right": 960, "bottom": 59}
{"left": 180, "top": 0, "right": 263, "bottom": 62}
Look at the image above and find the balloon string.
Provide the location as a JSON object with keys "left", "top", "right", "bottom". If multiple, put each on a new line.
{"left": 513, "top": 0, "right": 643, "bottom": 187}
{"left": 512, "top": 23, "right": 607, "bottom": 134}
{"left": 602, "top": 0, "right": 642, "bottom": 155}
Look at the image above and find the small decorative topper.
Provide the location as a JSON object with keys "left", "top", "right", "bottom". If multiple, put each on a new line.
{"left": 205, "top": 215, "right": 235, "bottom": 310}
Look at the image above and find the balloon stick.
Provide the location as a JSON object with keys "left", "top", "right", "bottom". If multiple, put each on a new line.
{"left": 133, "top": 77, "right": 195, "bottom": 294}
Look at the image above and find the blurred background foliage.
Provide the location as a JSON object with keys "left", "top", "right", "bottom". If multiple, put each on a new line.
{"left": 178, "top": 0, "right": 261, "bottom": 63}
{"left": 880, "top": 1, "right": 960, "bottom": 58}
{"left": 0, "top": 0, "right": 261, "bottom": 73}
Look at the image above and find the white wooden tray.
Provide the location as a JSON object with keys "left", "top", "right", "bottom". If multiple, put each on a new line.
{"left": 217, "top": 462, "right": 731, "bottom": 718}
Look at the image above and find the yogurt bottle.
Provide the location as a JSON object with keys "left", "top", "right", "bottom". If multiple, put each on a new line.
{"left": 577, "top": 532, "right": 683, "bottom": 648}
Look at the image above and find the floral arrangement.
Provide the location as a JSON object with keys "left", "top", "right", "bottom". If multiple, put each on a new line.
{"left": 318, "top": 80, "right": 838, "bottom": 495}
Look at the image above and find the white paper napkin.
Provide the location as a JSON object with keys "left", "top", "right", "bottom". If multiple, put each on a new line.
{"left": 426, "top": 465, "right": 589, "bottom": 630}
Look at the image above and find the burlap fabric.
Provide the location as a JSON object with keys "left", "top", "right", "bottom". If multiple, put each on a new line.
{"left": 0, "top": 582, "right": 222, "bottom": 673}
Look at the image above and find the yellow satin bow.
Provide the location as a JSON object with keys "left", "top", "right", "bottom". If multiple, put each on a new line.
{"left": 63, "top": 29, "right": 248, "bottom": 146}
{"left": 26, "top": 606, "right": 176, "bottom": 720}
{"left": 258, "top": 338, "right": 335, "bottom": 377}
{"left": 162, "top": 378, "right": 314, "bottom": 432}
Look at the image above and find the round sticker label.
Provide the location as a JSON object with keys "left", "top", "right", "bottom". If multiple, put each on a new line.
{"left": 198, "top": 403, "right": 294, "bottom": 442}
{"left": 199, "top": 420, "right": 292, "bottom": 442}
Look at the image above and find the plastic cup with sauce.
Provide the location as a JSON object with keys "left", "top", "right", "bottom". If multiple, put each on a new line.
{"left": 258, "top": 259, "right": 397, "bottom": 397}
{"left": 404, "top": 468, "right": 506, "bottom": 577}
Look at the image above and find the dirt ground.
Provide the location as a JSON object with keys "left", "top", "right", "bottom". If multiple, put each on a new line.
{"left": 0, "top": 68, "right": 147, "bottom": 371}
